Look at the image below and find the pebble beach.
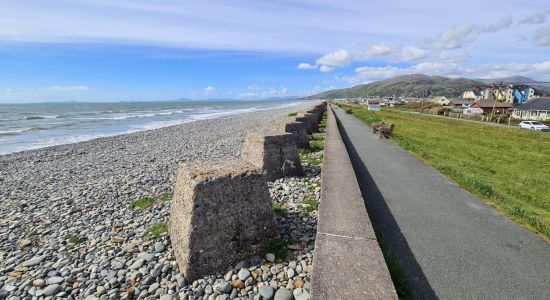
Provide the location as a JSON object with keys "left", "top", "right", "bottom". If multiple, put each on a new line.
{"left": 0, "top": 102, "right": 321, "bottom": 300}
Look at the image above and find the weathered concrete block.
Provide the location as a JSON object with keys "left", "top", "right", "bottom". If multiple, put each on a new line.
{"left": 271, "top": 118, "right": 310, "bottom": 148}
{"left": 296, "top": 113, "right": 320, "bottom": 134}
{"left": 169, "top": 159, "right": 278, "bottom": 281}
{"left": 242, "top": 131, "right": 303, "bottom": 181}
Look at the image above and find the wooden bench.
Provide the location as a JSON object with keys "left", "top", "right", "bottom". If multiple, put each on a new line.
{"left": 379, "top": 123, "right": 394, "bottom": 139}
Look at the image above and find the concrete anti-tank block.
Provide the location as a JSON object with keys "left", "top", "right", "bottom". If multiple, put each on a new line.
{"left": 169, "top": 159, "right": 278, "bottom": 281}
{"left": 242, "top": 131, "right": 304, "bottom": 181}
{"left": 271, "top": 118, "right": 310, "bottom": 148}
{"left": 296, "top": 113, "right": 320, "bottom": 134}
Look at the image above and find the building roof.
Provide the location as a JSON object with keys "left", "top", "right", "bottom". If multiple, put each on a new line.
{"left": 449, "top": 98, "right": 474, "bottom": 104}
{"left": 472, "top": 100, "right": 514, "bottom": 108}
{"left": 514, "top": 97, "right": 550, "bottom": 111}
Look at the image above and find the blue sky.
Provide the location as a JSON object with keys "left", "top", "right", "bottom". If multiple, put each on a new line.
{"left": 0, "top": 0, "right": 549, "bottom": 102}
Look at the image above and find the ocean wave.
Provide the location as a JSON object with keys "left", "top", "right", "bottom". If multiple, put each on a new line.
{"left": 24, "top": 115, "right": 59, "bottom": 120}
{"left": 0, "top": 128, "right": 34, "bottom": 136}
{"left": 76, "top": 109, "right": 193, "bottom": 120}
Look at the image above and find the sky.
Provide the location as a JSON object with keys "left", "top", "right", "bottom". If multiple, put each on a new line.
{"left": 0, "top": 0, "right": 549, "bottom": 102}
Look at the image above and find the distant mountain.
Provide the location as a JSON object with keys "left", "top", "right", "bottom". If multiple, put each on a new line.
{"left": 477, "top": 76, "right": 537, "bottom": 84}
{"left": 303, "top": 74, "right": 550, "bottom": 99}
{"left": 303, "top": 74, "right": 481, "bottom": 99}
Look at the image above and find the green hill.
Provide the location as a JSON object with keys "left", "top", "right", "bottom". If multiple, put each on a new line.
{"left": 304, "top": 74, "right": 550, "bottom": 99}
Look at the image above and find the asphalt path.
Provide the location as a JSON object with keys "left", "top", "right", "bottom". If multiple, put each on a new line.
{"left": 332, "top": 105, "right": 550, "bottom": 299}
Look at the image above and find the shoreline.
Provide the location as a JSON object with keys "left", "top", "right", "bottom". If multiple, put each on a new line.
{"left": 0, "top": 101, "right": 308, "bottom": 157}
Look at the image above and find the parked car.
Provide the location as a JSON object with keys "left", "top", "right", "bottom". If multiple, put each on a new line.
{"left": 518, "top": 121, "right": 550, "bottom": 131}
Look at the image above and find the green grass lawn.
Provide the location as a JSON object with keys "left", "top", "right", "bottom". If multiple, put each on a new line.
{"left": 337, "top": 102, "right": 550, "bottom": 240}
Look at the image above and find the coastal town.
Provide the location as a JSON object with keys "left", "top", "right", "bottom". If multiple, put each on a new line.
{"left": 340, "top": 83, "right": 550, "bottom": 124}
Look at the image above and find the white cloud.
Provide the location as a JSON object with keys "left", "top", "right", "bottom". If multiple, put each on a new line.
{"left": 533, "top": 27, "right": 550, "bottom": 46}
{"left": 479, "top": 15, "right": 513, "bottom": 33}
{"left": 4, "top": 88, "right": 12, "bottom": 92}
{"left": 238, "top": 92, "right": 259, "bottom": 98}
{"left": 297, "top": 62, "right": 317, "bottom": 70}
{"left": 238, "top": 86, "right": 289, "bottom": 99}
{"left": 46, "top": 85, "right": 89, "bottom": 91}
{"left": 319, "top": 65, "right": 335, "bottom": 73}
{"left": 353, "top": 65, "right": 404, "bottom": 83}
{"left": 424, "top": 25, "right": 476, "bottom": 49}
{"left": 440, "top": 51, "right": 470, "bottom": 63}
{"left": 363, "top": 43, "right": 393, "bottom": 57}
{"left": 316, "top": 50, "right": 352, "bottom": 67}
{"left": 518, "top": 13, "right": 546, "bottom": 25}
{"left": 348, "top": 60, "right": 550, "bottom": 84}
{"left": 203, "top": 86, "right": 216, "bottom": 95}
{"left": 401, "top": 47, "right": 428, "bottom": 61}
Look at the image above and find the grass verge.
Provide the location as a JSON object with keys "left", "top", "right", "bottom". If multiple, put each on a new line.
{"left": 337, "top": 102, "right": 550, "bottom": 240}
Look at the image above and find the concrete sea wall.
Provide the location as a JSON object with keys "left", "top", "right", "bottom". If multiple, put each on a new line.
{"left": 310, "top": 104, "right": 397, "bottom": 299}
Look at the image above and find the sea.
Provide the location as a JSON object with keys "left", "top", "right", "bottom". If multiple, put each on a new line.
{"left": 0, "top": 100, "right": 302, "bottom": 155}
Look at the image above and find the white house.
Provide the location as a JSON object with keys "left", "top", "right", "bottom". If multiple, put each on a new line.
{"left": 512, "top": 97, "right": 550, "bottom": 120}
{"left": 462, "top": 90, "right": 483, "bottom": 101}
{"left": 463, "top": 106, "right": 484, "bottom": 116}
{"left": 367, "top": 99, "right": 381, "bottom": 111}
{"left": 430, "top": 96, "right": 450, "bottom": 106}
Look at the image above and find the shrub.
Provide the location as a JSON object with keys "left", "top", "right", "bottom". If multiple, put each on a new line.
{"left": 273, "top": 203, "right": 287, "bottom": 218}
{"left": 68, "top": 235, "right": 86, "bottom": 244}
{"left": 131, "top": 197, "right": 156, "bottom": 210}
{"left": 263, "top": 238, "right": 292, "bottom": 260}
{"left": 147, "top": 222, "right": 168, "bottom": 238}
{"left": 299, "top": 197, "right": 320, "bottom": 212}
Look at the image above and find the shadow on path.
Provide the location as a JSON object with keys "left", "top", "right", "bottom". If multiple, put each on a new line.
{"left": 335, "top": 113, "right": 438, "bottom": 300}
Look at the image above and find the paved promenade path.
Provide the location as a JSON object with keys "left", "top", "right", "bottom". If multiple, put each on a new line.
{"left": 332, "top": 105, "right": 550, "bottom": 299}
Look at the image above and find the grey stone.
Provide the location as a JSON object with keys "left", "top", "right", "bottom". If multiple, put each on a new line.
{"left": 216, "top": 295, "right": 229, "bottom": 300}
{"left": 259, "top": 286, "right": 274, "bottom": 299}
{"left": 3, "top": 285, "right": 15, "bottom": 292}
{"left": 151, "top": 264, "right": 163, "bottom": 278}
{"left": 230, "top": 288, "right": 238, "bottom": 299}
{"left": 237, "top": 268, "right": 251, "bottom": 281}
{"left": 43, "top": 284, "right": 62, "bottom": 296}
{"left": 22, "top": 255, "right": 46, "bottom": 267}
{"left": 138, "top": 252, "right": 154, "bottom": 261}
{"left": 274, "top": 288, "right": 293, "bottom": 300}
{"left": 234, "top": 260, "right": 249, "bottom": 270}
{"left": 33, "top": 279, "right": 45, "bottom": 287}
{"left": 250, "top": 256, "right": 262, "bottom": 266}
{"left": 141, "top": 276, "right": 156, "bottom": 285}
{"left": 160, "top": 295, "right": 173, "bottom": 300}
{"left": 265, "top": 253, "right": 275, "bottom": 263}
{"left": 169, "top": 159, "right": 278, "bottom": 281}
{"left": 292, "top": 288, "right": 310, "bottom": 300}
{"left": 129, "top": 259, "right": 144, "bottom": 270}
{"left": 148, "top": 282, "right": 159, "bottom": 294}
{"left": 45, "top": 276, "right": 64, "bottom": 285}
{"left": 242, "top": 131, "right": 303, "bottom": 181}
{"left": 154, "top": 242, "right": 165, "bottom": 253}
{"left": 215, "top": 281, "right": 232, "bottom": 294}
{"left": 205, "top": 285, "right": 213, "bottom": 294}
